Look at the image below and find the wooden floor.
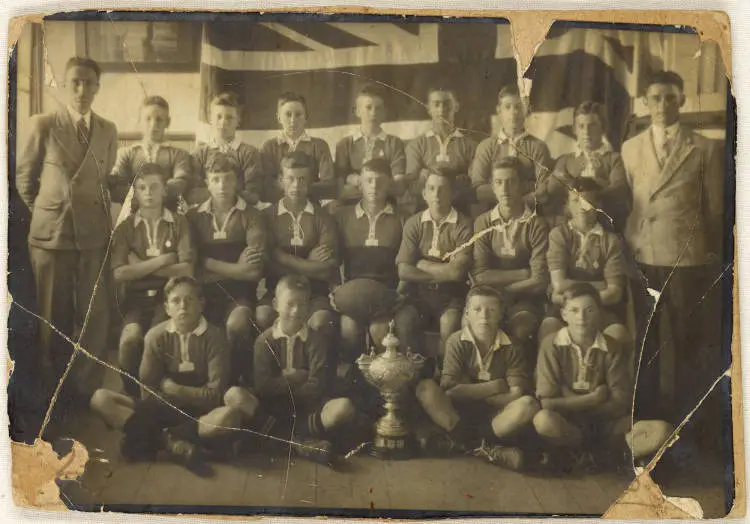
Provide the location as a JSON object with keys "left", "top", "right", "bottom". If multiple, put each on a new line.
{"left": 56, "top": 409, "right": 728, "bottom": 518}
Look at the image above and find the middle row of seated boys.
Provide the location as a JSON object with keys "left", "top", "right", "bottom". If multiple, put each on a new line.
{"left": 108, "top": 83, "right": 629, "bottom": 229}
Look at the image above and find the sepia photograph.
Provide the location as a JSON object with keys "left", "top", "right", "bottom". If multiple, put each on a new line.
{"left": 6, "top": 10, "right": 737, "bottom": 519}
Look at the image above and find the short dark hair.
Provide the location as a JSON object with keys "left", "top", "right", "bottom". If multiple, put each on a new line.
{"left": 466, "top": 285, "right": 505, "bottom": 309}
{"left": 361, "top": 157, "right": 392, "bottom": 178}
{"left": 277, "top": 91, "right": 308, "bottom": 116}
{"left": 357, "top": 84, "right": 386, "bottom": 102}
{"left": 561, "top": 282, "right": 603, "bottom": 311}
{"left": 210, "top": 91, "right": 241, "bottom": 110}
{"left": 134, "top": 163, "right": 167, "bottom": 183}
{"left": 497, "top": 84, "right": 521, "bottom": 101}
{"left": 142, "top": 95, "right": 170, "bottom": 112}
{"left": 280, "top": 150, "right": 314, "bottom": 172}
{"left": 426, "top": 86, "right": 458, "bottom": 102}
{"left": 164, "top": 275, "right": 203, "bottom": 302}
{"left": 643, "top": 70, "right": 684, "bottom": 94}
{"left": 275, "top": 274, "right": 312, "bottom": 300}
{"left": 65, "top": 57, "right": 101, "bottom": 80}
{"left": 566, "top": 178, "right": 603, "bottom": 207}
{"left": 573, "top": 101, "right": 607, "bottom": 130}
{"left": 491, "top": 156, "right": 522, "bottom": 179}
{"left": 425, "top": 166, "right": 456, "bottom": 190}
{"left": 204, "top": 152, "right": 239, "bottom": 175}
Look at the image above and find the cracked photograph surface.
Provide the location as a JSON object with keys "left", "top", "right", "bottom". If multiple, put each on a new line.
{"left": 6, "top": 11, "right": 738, "bottom": 519}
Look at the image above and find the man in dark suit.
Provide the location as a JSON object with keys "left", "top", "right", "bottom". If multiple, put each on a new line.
{"left": 622, "top": 71, "right": 725, "bottom": 424}
{"left": 16, "top": 57, "right": 118, "bottom": 405}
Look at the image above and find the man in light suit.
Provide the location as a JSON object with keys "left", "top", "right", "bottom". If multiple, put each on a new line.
{"left": 622, "top": 71, "right": 725, "bottom": 423}
{"left": 16, "top": 57, "right": 118, "bottom": 407}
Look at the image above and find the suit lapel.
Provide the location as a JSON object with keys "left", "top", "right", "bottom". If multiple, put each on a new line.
{"left": 83, "top": 113, "right": 106, "bottom": 174}
{"left": 639, "top": 131, "right": 663, "bottom": 195}
{"left": 49, "top": 110, "right": 84, "bottom": 171}
{"left": 649, "top": 126, "right": 697, "bottom": 197}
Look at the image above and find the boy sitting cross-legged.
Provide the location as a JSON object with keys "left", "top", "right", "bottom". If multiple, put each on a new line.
{"left": 186, "top": 152, "right": 266, "bottom": 383}
{"left": 255, "top": 151, "right": 339, "bottom": 338}
{"left": 110, "top": 163, "right": 194, "bottom": 398}
{"left": 90, "top": 276, "right": 233, "bottom": 476}
{"left": 415, "top": 286, "right": 540, "bottom": 470}
{"left": 221, "top": 275, "right": 357, "bottom": 464}
{"left": 533, "top": 283, "right": 673, "bottom": 471}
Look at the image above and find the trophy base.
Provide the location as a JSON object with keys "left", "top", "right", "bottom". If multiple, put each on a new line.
{"left": 369, "top": 434, "right": 414, "bottom": 460}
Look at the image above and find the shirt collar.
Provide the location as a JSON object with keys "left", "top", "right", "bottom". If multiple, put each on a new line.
{"left": 420, "top": 208, "right": 458, "bottom": 225}
{"left": 459, "top": 326, "right": 512, "bottom": 352}
{"left": 425, "top": 128, "right": 464, "bottom": 139}
{"left": 353, "top": 129, "right": 388, "bottom": 142}
{"left": 209, "top": 136, "right": 242, "bottom": 151}
{"left": 271, "top": 320, "right": 309, "bottom": 343}
{"left": 554, "top": 327, "right": 609, "bottom": 353}
{"left": 496, "top": 128, "right": 527, "bottom": 144}
{"left": 133, "top": 208, "right": 175, "bottom": 227}
{"left": 489, "top": 204, "right": 534, "bottom": 225}
{"left": 197, "top": 196, "right": 248, "bottom": 214}
{"left": 277, "top": 199, "right": 315, "bottom": 217}
{"left": 137, "top": 141, "right": 163, "bottom": 151}
{"left": 277, "top": 131, "right": 312, "bottom": 146}
{"left": 651, "top": 122, "right": 680, "bottom": 143}
{"left": 355, "top": 201, "right": 394, "bottom": 219}
{"left": 574, "top": 137, "right": 613, "bottom": 157}
{"left": 567, "top": 221, "right": 604, "bottom": 237}
{"left": 67, "top": 106, "right": 91, "bottom": 128}
{"left": 166, "top": 316, "right": 208, "bottom": 336}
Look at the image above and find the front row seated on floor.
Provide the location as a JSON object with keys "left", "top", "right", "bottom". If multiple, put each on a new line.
{"left": 91, "top": 274, "right": 359, "bottom": 473}
{"left": 415, "top": 283, "right": 673, "bottom": 472}
{"left": 91, "top": 275, "right": 673, "bottom": 475}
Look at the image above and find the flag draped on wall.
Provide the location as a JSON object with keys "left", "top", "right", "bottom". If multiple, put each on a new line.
{"left": 198, "top": 21, "right": 727, "bottom": 157}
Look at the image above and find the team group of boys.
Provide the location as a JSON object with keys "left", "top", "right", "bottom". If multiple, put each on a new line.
{"left": 24, "top": 57, "right": 709, "bottom": 478}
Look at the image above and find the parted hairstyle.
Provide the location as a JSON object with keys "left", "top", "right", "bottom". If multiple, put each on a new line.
{"left": 357, "top": 83, "right": 386, "bottom": 102}
{"left": 561, "top": 282, "right": 604, "bottom": 311}
{"left": 426, "top": 86, "right": 458, "bottom": 101}
{"left": 210, "top": 91, "right": 242, "bottom": 109}
{"left": 280, "top": 150, "right": 314, "bottom": 172}
{"left": 164, "top": 275, "right": 204, "bottom": 301}
{"left": 142, "top": 95, "right": 170, "bottom": 112}
{"left": 134, "top": 162, "right": 167, "bottom": 183}
{"left": 205, "top": 152, "right": 239, "bottom": 175}
{"left": 466, "top": 285, "right": 505, "bottom": 309}
{"left": 573, "top": 101, "right": 608, "bottom": 131}
{"left": 425, "top": 165, "right": 457, "bottom": 189}
{"left": 643, "top": 70, "right": 685, "bottom": 94}
{"left": 361, "top": 157, "right": 393, "bottom": 178}
{"left": 277, "top": 91, "right": 308, "bottom": 116}
{"left": 275, "top": 274, "right": 312, "bottom": 300}
{"left": 65, "top": 56, "right": 102, "bottom": 80}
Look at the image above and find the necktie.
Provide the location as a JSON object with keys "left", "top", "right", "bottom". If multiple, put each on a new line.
{"left": 76, "top": 117, "right": 88, "bottom": 145}
{"left": 658, "top": 132, "right": 672, "bottom": 166}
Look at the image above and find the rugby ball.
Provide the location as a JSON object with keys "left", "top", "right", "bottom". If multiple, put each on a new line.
{"left": 331, "top": 279, "right": 399, "bottom": 322}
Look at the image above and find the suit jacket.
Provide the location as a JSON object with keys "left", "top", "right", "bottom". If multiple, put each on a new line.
{"left": 622, "top": 124, "right": 724, "bottom": 267}
{"left": 16, "top": 109, "right": 119, "bottom": 250}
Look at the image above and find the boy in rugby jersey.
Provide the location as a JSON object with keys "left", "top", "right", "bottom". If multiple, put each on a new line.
{"left": 471, "top": 157, "right": 549, "bottom": 351}
{"left": 109, "top": 96, "right": 194, "bottom": 214}
{"left": 396, "top": 166, "right": 473, "bottom": 358}
{"left": 335, "top": 84, "right": 406, "bottom": 204}
{"left": 470, "top": 84, "right": 552, "bottom": 214}
{"left": 110, "top": 163, "right": 194, "bottom": 398}
{"left": 415, "top": 286, "right": 539, "bottom": 470}
{"left": 260, "top": 92, "right": 336, "bottom": 205}
{"left": 255, "top": 151, "right": 339, "bottom": 338}
{"left": 186, "top": 153, "right": 266, "bottom": 383}
{"left": 190, "top": 92, "right": 263, "bottom": 206}
{"left": 533, "top": 283, "right": 673, "bottom": 471}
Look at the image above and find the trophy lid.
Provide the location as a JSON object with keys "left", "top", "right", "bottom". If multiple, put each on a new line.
{"left": 381, "top": 319, "right": 400, "bottom": 352}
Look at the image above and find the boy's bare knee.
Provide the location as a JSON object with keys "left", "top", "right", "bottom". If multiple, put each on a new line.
{"left": 226, "top": 306, "right": 253, "bottom": 340}
{"left": 309, "top": 310, "right": 335, "bottom": 332}
{"left": 340, "top": 315, "right": 361, "bottom": 340}
{"left": 532, "top": 409, "right": 558, "bottom": 437}
{"left": 512, "top": 395, "right": 541, "bottom": 417}
{"left": 323, "top": 397, "right": 357, "bottom": 425}
{"left": 224, "top": 386, "right": 257, "bottom": 411}
{"left": 90, "top": 388, "right": 113, "bottom": 412}
{"left": 255, "top": 306, "right": 276, "bottom": 331}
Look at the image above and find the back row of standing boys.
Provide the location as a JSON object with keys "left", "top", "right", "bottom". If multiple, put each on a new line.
{"left": 22, "top": 57, "right": 721, "bottom": 474}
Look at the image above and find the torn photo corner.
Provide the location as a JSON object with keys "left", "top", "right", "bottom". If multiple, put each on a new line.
{"left": 5, "top": 8, "right": 740, "bottom": 520}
